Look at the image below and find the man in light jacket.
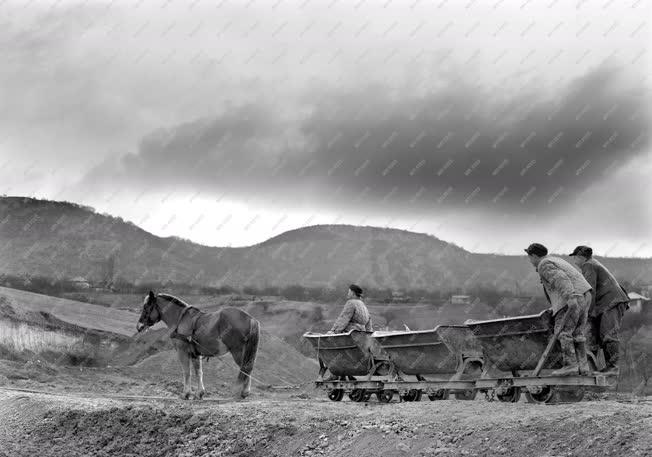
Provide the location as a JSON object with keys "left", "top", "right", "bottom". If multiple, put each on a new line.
{"left": 322, "top": 284, "right": 373, "bottom": 381}
{"left": 525, "top": 243, "right": 593, "bottom": 376}
{"left": 329, "top": 284, "right": 373, "bottom": 333}
{"left": 569, "top": 245, "right": 629, "bottom": 375}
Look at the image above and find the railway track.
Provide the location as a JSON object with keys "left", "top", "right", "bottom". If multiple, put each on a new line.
{"left": 0, "top": 386, "right": 237, "bottom": 404}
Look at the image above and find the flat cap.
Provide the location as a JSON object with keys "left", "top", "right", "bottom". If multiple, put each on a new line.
{"left": 569, "top": 245, "right": 593, "bottom": 258}
{"left": 524, "top": 243, "right": 548, "bottom": 257}
{"left": 349, "top": 284, "right": 364, "bottom": 297}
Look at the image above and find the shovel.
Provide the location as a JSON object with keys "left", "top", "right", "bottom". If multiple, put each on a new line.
{"left": 532, "top": 308, "right": 570, "bottom": 377}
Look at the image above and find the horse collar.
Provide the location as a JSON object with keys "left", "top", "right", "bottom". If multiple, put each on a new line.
{"left": 176, "top": 305, "right": 193, "bottom": 327}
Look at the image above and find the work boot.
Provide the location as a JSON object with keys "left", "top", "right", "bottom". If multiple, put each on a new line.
{"left": 551, "top": 338, "right": 579, "bottom": 376}
{"left": 602, "top": 342, "right": 620, "bottom": 376}
{"left": 575, "top": 341, "right": 591, "bottom": 376}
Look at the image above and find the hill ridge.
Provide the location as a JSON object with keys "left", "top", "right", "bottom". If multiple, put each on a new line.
{"left": 1, "top": 196, "right": 650, "bottom": 292}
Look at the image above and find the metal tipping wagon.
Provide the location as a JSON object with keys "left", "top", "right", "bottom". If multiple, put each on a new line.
{"left": 303, "top": 330, "right": 396, "bottom": 402}
{"left": 466, "top": 309, "right": 617, "bottom": 403}
{"left": 373, "top": 325, "right": 484, "bottom": 402}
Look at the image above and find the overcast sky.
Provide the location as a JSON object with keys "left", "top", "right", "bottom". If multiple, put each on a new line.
{"left": 0, "top": 0, "right": 650, "bottom": 256}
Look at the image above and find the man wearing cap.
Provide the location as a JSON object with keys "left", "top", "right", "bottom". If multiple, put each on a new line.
{"left": 525, "top": 243, "right": 593, "bottom": 376}
{"left": 329, "top": 284, "right": 373, "bottom": 333}
{"left": 322, "top": 285, "right": 373, "bottom": 381}
{"left": 569, "top": 245, "right": 629, "bottom": 375}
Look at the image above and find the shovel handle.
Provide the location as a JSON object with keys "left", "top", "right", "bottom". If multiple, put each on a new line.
{"left": 532, "top": 308, "right": 571, "bottom": 377}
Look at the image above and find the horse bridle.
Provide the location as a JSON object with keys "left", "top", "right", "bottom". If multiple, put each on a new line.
{"left": 138, "top": 294, "right": 160, "bottom": 331}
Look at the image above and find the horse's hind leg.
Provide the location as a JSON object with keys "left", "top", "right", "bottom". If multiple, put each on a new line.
{"left": 192, "top": 356, "right": 205, "bottom": 399}
{"left": 229, "top": 348, "right": 250, "bottom": 399}
{"left": 175, "top": 346, "right": 192, "bottom": 400}
{"left": 235, "top": 320, "right": 259, "bottom": 399}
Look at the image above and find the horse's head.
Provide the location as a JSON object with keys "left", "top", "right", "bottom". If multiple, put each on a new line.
{"left": 137, "top": 290, "right": 161, "bottom": 332}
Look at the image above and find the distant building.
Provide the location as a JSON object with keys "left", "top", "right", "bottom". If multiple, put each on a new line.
{"left": 628, "top": 292, "right": 650, "bottom": 313}
{"left": 451, "top": 295, "right": 473, "bottom": 305}
{"left": 640, "top": 285, "right": 652, "bottom": 298}
{"left": 391, "top": 291, "right": 411, "bottom": 303}
{"left": 68, "top": 276, "right": 91, "bottom": 290}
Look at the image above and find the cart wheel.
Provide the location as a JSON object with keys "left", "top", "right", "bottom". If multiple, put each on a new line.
{"left": 349, "top": 389, "right": 367, "bottom": 402}
{"left": 362, "top": 391, "right": 372, "bottom": 402}
{"left": 525, "top": 386, "right": 554, "bottom": 404}
{"left": 453, "top": 389, "right": 477, "bottom": 401}
{"left": 554, "top": 387, "right": 585, "bottom": 403}
{"left": 428, "top": 389, "right": 450, "bottom": 401}
{"left": 376, "top": 390, "right": 394, "bottom": 403}
{"left": 496, "top": 387, "right": 521, "bottom": 403}
{"left": 328, "top": 389, "right": 344, "bottom": 402}
{"left": 401, "top": 389, "right": 422, "bottom": 402}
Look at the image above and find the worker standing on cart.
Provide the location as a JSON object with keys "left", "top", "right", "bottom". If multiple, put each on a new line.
{"left": 569, "top": 245, "right": 629, "bottom": 375}
{"left": 525, "top": 243, "right": 593, "bottom": 376}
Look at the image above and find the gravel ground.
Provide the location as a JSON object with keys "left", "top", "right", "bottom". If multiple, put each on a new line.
{"left": 1, "top": 387, "right": 651, "bottom": 457}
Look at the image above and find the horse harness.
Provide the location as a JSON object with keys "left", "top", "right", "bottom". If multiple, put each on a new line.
{"left": 170, "top": 305, "right": 207, "bottom": 359}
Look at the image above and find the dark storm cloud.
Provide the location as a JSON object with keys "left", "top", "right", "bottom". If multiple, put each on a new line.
{"left": 81, "top": 62, "right": 649, "bottom": 216}
{"left": 299, "top": 63, "right": 650, "bottom": 212}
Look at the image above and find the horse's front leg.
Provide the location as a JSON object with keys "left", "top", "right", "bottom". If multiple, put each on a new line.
{"left": 175, "top": 345, "right": 192, "bottom": 400}
{"left": 192, "top": 356, "right": 205, "bottom": 399}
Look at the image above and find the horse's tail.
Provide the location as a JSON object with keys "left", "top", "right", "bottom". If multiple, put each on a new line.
{"left": 238, "top": 318, "right": 260, "bottom": 387}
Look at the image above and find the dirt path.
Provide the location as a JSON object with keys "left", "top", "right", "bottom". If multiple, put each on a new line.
{"left": 1, "top": 388, "right": 651, "bottom": 457}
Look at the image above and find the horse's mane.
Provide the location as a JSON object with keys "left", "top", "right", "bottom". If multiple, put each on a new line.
{"left": 157, "top": 293, "right": 191, "bottom": 308}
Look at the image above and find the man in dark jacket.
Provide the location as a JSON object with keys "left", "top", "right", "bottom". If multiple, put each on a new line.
{"left": 569, "top": 245, "right": 629, "bottom": 375}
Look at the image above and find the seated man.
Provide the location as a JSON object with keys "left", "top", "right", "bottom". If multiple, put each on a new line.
{"left": 329, "top": 284, "right": 373, "bottom": 333}
{"left": 323, "top": 284, "right": 372, "bottom": 381}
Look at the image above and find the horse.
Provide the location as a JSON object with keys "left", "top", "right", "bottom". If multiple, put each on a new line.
{"left": 136, "top": 290, "right": 260, "bottom": 400}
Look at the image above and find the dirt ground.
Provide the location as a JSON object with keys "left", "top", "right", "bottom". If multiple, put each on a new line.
{"left": 1, "top": 387, "right": 650, "bottom": 457}
{"left": 1, "top": 288, "right": 651, "bottom": 456}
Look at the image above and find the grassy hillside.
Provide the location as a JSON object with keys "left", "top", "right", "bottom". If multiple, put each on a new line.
{"left": 223, "top": 224, "right": 473, "bottom": 291}
{"left": 469, "top": 253, "right": 652, "bottom": 295}
{"left": 1, "top": 196, "right": 651, "bottom": 293}
{"left": 0, "top": 286, "right": 138, "bottom": 335}
{"left": 0, "top": 196, "right": 242, "bottom": 285}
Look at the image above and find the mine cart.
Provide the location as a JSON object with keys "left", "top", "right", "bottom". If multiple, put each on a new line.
{"left": 303, "top": 330, "right": 396, "bottom": 402}
{"left": 374, "top": 326, "right": 484, "bottom": 401}
{"left": 467, "top": 310, "right": 617, "bottom": 404}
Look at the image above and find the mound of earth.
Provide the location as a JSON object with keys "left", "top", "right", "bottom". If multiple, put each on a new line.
{"left": 119, "top": 329, "right": 318, "bottom": 395}
{"left": 1, "top": 389, "right": 650, "bottom": 457}
{"left": 109, "top": 327, "right": 175, "bottom": 366}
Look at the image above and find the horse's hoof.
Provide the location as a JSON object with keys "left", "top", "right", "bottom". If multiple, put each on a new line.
{"left": 197, "top": 390, "right": 205, "bottom": 400}
{"left": 180, "top": 392, "right": 191, "bottom": 400}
